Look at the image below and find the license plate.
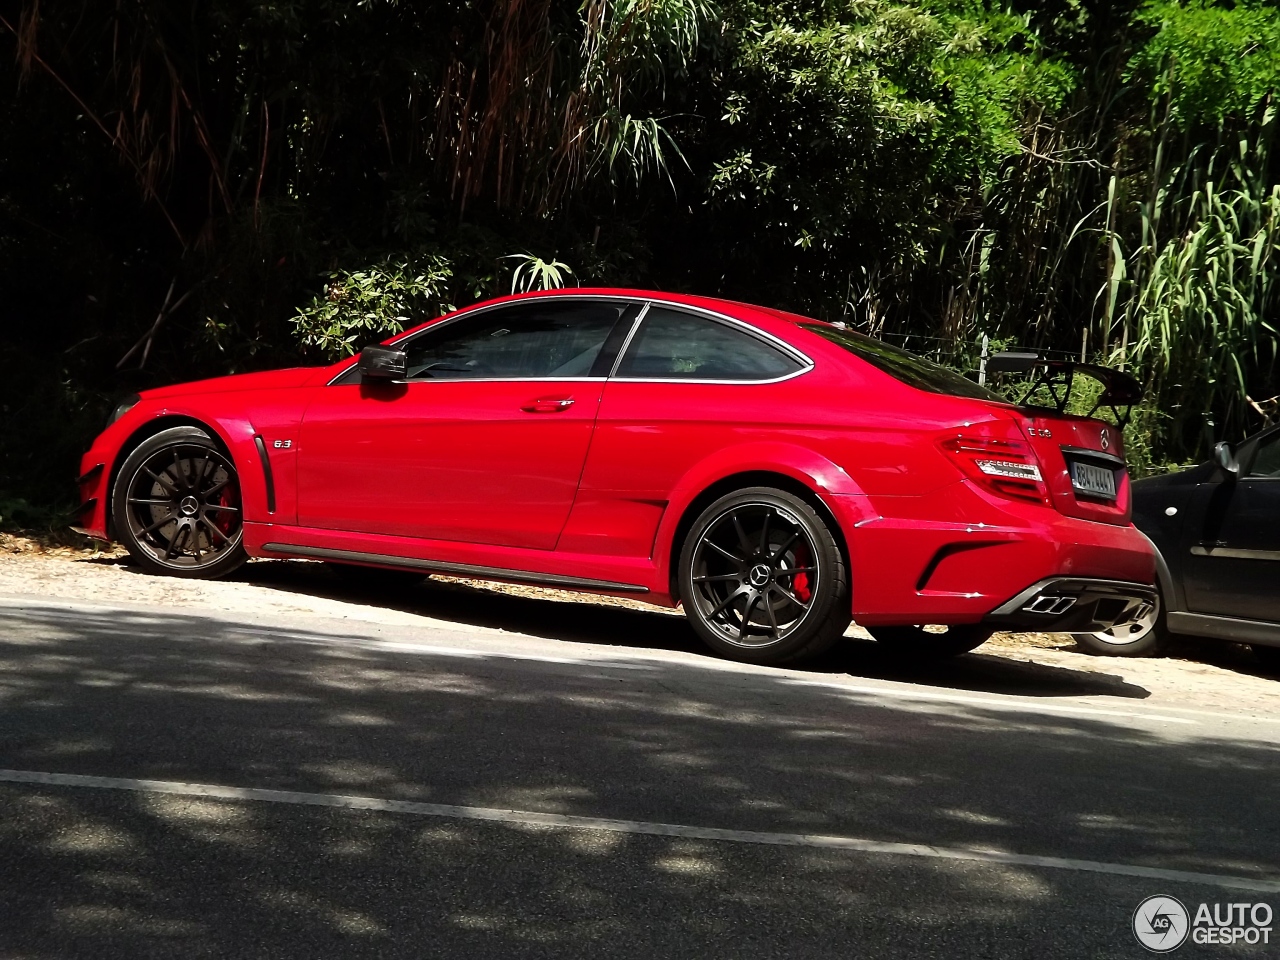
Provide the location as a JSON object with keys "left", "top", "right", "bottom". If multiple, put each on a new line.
{"left": 1070, "top": 461, "right": 1117, "bottom": 500}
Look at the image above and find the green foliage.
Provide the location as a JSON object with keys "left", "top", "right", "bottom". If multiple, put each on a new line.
{"left": 0, "top": 495, "right": 67, "bottom": 533}
{"left": 579, "top": 0, "right": 713, "bottom": 187}
{"left": 703, "top": 0, "right": 1076, "bottom": 315}
{"left": 292, "top": 253, "right": 455, "bottom": 360}
{"left": 1124, "top": 124, "right": 1280, "bottom": 448}
{"left": 4, "top": 0, "right": 1280, "bottom": 521}
{"left": 506, "top": 254, "right": 576, "bottom": 294}
{"left": 1130, "top": 1, "right": 1280, "bottom": 127}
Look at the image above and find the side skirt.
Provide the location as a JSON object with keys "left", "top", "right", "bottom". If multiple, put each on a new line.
{"left": 1167, "top": 611, "right": 1280, "bottom": 648}
{"left": 262, "top": 542, "right": 651, "bottom": 595}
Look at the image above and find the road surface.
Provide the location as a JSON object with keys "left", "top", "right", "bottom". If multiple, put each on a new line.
{"left": 0, "top": 585, "right": 1277, "bottom": 958}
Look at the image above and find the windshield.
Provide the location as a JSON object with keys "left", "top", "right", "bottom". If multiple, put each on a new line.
{"left": 800, "top": 323, "right": 1003, "bottom": 402}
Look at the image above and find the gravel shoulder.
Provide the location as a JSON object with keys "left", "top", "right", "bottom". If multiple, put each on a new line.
{"left": 2, "top": 535, "right": 1279, "bottom": 718}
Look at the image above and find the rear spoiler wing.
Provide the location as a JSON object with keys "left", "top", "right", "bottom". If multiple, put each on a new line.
{"left": 985, "top": 351, "right": 1142, "bottom": 425}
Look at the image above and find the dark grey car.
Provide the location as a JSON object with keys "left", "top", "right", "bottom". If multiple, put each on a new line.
{"left": 1072, "top": 425, "right": 1280, "bottom": 670}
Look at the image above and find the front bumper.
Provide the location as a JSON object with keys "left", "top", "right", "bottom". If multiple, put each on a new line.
{"left": 983, "top": 578, "right": 1158, "bottom": 632}
{"left": 74, "top": 451, "right": 113, "bottom": 541}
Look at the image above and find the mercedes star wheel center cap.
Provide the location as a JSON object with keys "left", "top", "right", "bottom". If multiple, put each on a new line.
{"left": 179, "top": 495, "right": 200, "bottom": 517}
{"left": 749, "top": 563, "right": 772, "bottom": 587}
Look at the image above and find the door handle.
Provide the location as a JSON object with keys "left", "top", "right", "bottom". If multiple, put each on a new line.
{"left": 521, "top": 397, "right": 574, "bottom": 413}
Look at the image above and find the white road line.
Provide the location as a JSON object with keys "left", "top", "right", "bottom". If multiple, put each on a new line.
{"left": 2, "top": 768, "right": 1278, "bottom": 894}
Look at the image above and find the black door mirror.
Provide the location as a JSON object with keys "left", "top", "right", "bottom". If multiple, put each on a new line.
{"left": 358, "top": 345, "right": 407, "bottom": 381}
{"left": 1214, "top": 440, "right": 1240, "bottom": 480}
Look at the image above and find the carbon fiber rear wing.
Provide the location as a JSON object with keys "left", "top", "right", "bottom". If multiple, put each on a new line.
{"left": 986, "top": 351, "right": 1142, "bottom": 425}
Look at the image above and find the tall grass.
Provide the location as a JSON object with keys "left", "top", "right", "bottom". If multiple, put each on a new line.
{"left": 1116, "top": 111, "right": 1280, "bottom": 456}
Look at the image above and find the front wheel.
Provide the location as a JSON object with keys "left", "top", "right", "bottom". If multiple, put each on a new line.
{"left": 868, "top": 624, "right": 993, "bottom": 659}
{"left": 112, "top": 426, "right": 248, "bottom": 578}
{"left": 678, "top": 487, "right": 850, "bottom": 665}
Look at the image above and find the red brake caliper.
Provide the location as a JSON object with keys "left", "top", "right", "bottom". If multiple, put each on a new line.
{"left": 214, "top": 482, "right": 239, "bottom": 538}
{"left": 791, "top": 545, "right": 812, "bottom": 602}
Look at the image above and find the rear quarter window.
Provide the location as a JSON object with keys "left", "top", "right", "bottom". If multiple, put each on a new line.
{"left": 616, "top": 307, "right": 805, "bottom": 381}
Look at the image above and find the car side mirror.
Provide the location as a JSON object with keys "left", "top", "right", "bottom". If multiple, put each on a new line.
{"left": 1213, "top": 441, "right": 1240, "bottom": 480}
{"left": 357, "top": 345, "right": 407, "bottom": 381}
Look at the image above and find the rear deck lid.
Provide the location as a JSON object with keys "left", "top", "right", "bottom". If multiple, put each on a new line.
{"left": 1018, "top": 412, "right": 1131, "bottom": 525}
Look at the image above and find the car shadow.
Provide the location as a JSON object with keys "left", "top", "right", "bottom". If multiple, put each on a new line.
{"left": 126, "top": 557, "right": 1156, "bottom": 702}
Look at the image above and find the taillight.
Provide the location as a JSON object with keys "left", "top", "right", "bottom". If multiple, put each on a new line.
{"left": 941, "top": 429, "right": 1049, "bottom": 504}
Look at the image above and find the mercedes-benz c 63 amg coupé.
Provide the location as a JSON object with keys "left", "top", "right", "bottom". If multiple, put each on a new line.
{"left": 75, "top": 289, "right": 1156, "bottom": 665}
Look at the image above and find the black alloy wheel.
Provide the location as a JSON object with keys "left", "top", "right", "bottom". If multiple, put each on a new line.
{"left": 112, "top": 426, "right": 248, "bottom": 578}
{"left": 867, "top": 624, "right": 994, "bottom": 659}
{"left": 678, "top": 487, "right": 849, "bottom": 665}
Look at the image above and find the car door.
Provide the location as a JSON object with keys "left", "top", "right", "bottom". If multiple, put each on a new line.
{"left": 1183, "top": 426, "right": 1280, "bottom": 622}
{"left": 296, "top": 297, "right": 641, "bottom": 550}
{"left": 562, "top": 304, "right": 810, "bottom": 558}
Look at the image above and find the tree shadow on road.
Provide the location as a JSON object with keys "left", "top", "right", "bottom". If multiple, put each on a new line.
{"left": 0, "top": 602, "right": 1276, "bottom": 958}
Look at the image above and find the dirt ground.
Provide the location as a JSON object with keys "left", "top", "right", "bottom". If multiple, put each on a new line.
{"left": 3, "top": 532, "right": 1279, "bottom": 717}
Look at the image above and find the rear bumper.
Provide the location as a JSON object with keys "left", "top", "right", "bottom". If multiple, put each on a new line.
{"left": 832, "top": 481, "right": 1156, "bottom": 626}
{"left": 983, "top": 577, "right": 1157, "bottom": 632}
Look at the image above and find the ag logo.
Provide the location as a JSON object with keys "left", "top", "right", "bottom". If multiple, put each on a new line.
{"left": 1134, "top": 895, "right": 1190, "bottom": 952}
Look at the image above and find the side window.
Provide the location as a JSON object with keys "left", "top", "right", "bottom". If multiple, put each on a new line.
{"left": 614, "top": 307, "right": 804, "bottom": 381}
{"left": 1248, "top": 431, "right": 1280, "bottom": 478}
{"left": 401, "top": 299, "right": 638, "bottom": 380}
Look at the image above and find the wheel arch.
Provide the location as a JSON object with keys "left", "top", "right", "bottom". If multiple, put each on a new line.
{"left": 664, "top": 469, "right": 853, "bottom": 600}
{"left": 1137, "top": 528, "right": 1181, "bottom": 613}
{"left": 105, "top": 414, "right": 237, "bottom": 538}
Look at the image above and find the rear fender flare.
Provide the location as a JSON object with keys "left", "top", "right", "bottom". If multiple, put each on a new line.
{"left": 654, "top": 442, "right": 870, "bottom": 584}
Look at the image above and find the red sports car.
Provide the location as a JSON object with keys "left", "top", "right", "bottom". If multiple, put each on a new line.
{"left": 75, "top": 289, "right": 1156, "bottom": 664}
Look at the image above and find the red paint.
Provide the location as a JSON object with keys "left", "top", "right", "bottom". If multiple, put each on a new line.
{"left": 297, "top": 379, "right": 603, "bottom": 549}
{"left": 77, "top": 288, "right": 1155, "bottom": 620}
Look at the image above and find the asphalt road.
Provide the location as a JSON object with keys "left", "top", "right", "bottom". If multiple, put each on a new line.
{"left": 1, "top": 589, "right": 1278, "bottom": 959}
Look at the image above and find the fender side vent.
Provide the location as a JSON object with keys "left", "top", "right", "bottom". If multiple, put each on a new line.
{"left": 253, "top": 435, "right": 276, "bottom": 514}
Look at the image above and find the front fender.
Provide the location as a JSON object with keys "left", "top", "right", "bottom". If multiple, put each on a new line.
{"left": 96, "top": 398, "right": 295, "bottom": 533}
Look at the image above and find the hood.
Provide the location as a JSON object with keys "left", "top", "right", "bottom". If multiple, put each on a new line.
{"left": 140, "top": 367, "right": 321, "bottom": 400}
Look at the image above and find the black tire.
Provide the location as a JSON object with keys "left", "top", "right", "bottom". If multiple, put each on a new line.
{"left": 1253, "top": 645, "right": 1280, "bottom": 674}
{"left": 326, "top": 562, "right": 425, "bottom": 592}
{"left": 1071, "top": 588, "right": 1166, "bottom": 657}
{"left": 677, "top": 487, "right": 850, "bottom": 665}
{"left": 112, "top": 425, "right": 248, "bottom": 579}
{"left": 868, "top": 624, "right": 993, "bottom": 659}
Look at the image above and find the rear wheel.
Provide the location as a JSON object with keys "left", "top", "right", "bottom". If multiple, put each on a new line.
{"left": 868, "top": 624, "right": 993, "bottom": 659}
{"left": 112, "top": 426, "right": 247, "bottom": 578}
{"left": 678, "top": 487, "right": 849, "bottom": 665}
{"left": 1072, "top": 589, "right": 1165, "bottom": 657}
